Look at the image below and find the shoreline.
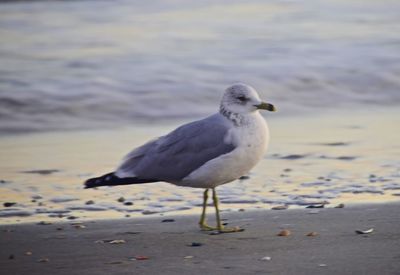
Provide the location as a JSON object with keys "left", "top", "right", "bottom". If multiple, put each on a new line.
{"left": 1, "top": 108, "right": 400, "bottom": 225}
{"left": 0, "top": 104, "right": 398, "bottom": 138}
{"left": 0, "top": 199, "right": 397, "bottom": 226}
{"left": 1, "top": 202, "right": 399, "bottom": 274}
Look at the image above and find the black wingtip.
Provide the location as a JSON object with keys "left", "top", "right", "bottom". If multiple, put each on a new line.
{"left": 83, "top": 179, "right": 96, "bottom": 189}
{"left": 83, "top": 182, "right": 93, "bottom": 189}
{"left": 83, "top": 172, "right": 114, "bottom": 189}
{"left": 83, "top": 172, "right": 158, "bottom": 189}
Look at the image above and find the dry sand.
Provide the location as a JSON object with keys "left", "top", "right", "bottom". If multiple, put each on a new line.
{"left": 1, "top": 202, "right": 399, "bottom": 275}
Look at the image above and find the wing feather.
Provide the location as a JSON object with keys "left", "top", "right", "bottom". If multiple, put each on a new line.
{"left": 116, "top": 114, "right": 235, "bottom": 182}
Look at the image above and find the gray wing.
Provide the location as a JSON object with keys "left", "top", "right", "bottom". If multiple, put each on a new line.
{"left": 116, "top": 114, "right": 236, "bottom": 182}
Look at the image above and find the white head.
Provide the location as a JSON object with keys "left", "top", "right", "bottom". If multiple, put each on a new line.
{"left": 220, "top": 83, "right": 276, "bottom": 115}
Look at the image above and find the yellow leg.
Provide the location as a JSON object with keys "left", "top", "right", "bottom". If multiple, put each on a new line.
{"left": 212, "top": 188, "right": 244, "bottom": 233}
{"left": 212, "top": 188, "right": 223, "bottom": 231}
{"left": 199, "top": 189, "right": 217, "bottom": 231}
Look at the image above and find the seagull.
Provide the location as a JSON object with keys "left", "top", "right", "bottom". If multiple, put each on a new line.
{"left": 84, "top": 83, "right": 276, "bottom": 233}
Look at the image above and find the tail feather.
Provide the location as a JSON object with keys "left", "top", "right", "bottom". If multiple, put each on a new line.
{"left": 84, "top": 172, "right": 157, "bottom": 189}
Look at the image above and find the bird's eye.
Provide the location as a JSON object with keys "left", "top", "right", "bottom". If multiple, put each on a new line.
{"left": 237, "top": 96, "right": 247, "bottom": 101}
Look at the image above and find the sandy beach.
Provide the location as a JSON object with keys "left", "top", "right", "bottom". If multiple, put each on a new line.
{"left": 1, "top": 203, "right": 399, "bottom": 275}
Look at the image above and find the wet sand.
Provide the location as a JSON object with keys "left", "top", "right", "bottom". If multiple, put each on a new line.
{"left": 1, "top": 108, "right": 400, "bottom": 224}
{"left": 1, "top": 203, "right": 399, "bottom": 275}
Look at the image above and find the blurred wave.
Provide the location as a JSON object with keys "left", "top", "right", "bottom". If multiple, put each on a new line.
{"left": 0, "top": 0, "right": 400, "bottom": 134}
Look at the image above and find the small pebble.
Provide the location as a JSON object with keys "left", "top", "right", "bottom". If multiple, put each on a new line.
{"left": 161, "top": 219, "right": 175, "bottom": 223}
{"left": 4, "top": 202, "right": 16, "bottom": 207}
{"left": 123, "top": 201, "right": 133, "bottom": 206}
{"left": 142, "top": 210, "right": 158, "bottom": 215}
{"left": 9, "top": 254, "right": 14, "bottom": 260}
{"left": 85, "top": 200, "right": 95, "bottom": 205}
{"left": 306, "top": 232, "right": 318, "bottom": 237}
{"left": 25, "top": 251, "right": 33, "bottom": 256}
{"left": 184, "top": 256, "right": 194, "bottom": 259}
{"left": 277, "top": 229, "right": 291, "bottom": 237}
{"left": 67, "top": 216, "right": 78, "bottom": 220}
{"left": 334, "top": 203, "right": 345, "bottom": 208}
{"left": 117, "top": 197, "right": 125, "bottom": 203}
{"left": 37, "top": 221, "right": 52, "bottom": 225}
{"left": 306, "top": 204, "right": 324, "bottom": 209}
{"left": 260, "top": 256, "right": 271, "bottom": 261}
{"left": 74, "top": 225, "right": 86, "bottom": 229}
{"left": 188, "top": 242, "right": 203, "bottom": 247}
{"left": 271, "top": 205, "right": 288, "bottom": 210}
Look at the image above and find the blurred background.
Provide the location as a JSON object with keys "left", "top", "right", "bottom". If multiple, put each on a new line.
{"left": 1, "top": 0, "right": 399, "bottom": 134}
{"left": 1, "top": 0, "right": 400, "bottom": 223}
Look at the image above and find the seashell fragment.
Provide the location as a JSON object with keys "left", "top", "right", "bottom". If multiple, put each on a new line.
{"left": 95, "top": 239, "right": 126, "bottom": 244}
{"left": 271, "top": 205, "right": 288, "bottom": 210}
{"left": 74, "top": 225, "right": 86, "bottom": 229}
{"left": 133, "top": 256, "right": 149, "bottom": 260}
{"left": 277, "top": 229, "right": 291, "bottom": 236}
{"left": 109, "top": 239, "right": 126, "bottom": 244}
{"left": 37, "top": 258, "right": 49, "bottom": 263}
{"left": 355, "top": 228, "right": 374, "bottom": 234}
{"left": 334, "top": 203, "right": 345, "bottom": 208}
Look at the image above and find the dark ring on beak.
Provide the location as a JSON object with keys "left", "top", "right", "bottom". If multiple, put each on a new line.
{"left": 254, "top": 102, "right": 276, "bottom": 112}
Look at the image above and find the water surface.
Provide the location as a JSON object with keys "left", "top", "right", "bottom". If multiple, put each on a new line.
{"left": 0, "top": 0, "right": 399, "bottom": 133}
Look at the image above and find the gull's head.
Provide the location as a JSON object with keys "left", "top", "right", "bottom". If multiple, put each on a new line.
{"left": 220, "top": 83, "right": 276, "bottom": 115}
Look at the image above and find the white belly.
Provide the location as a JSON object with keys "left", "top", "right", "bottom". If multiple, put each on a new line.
{"left": 179, "top": 113, "right": 269, "bottom": 188}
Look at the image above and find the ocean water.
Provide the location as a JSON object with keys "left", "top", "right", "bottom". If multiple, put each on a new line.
{"left": 1, "top": 0, "right": 400, "bottom": 134}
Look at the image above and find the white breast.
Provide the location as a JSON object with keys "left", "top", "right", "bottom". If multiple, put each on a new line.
{"left": 180, "top": 112, "right": 269, "bottom": 188}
